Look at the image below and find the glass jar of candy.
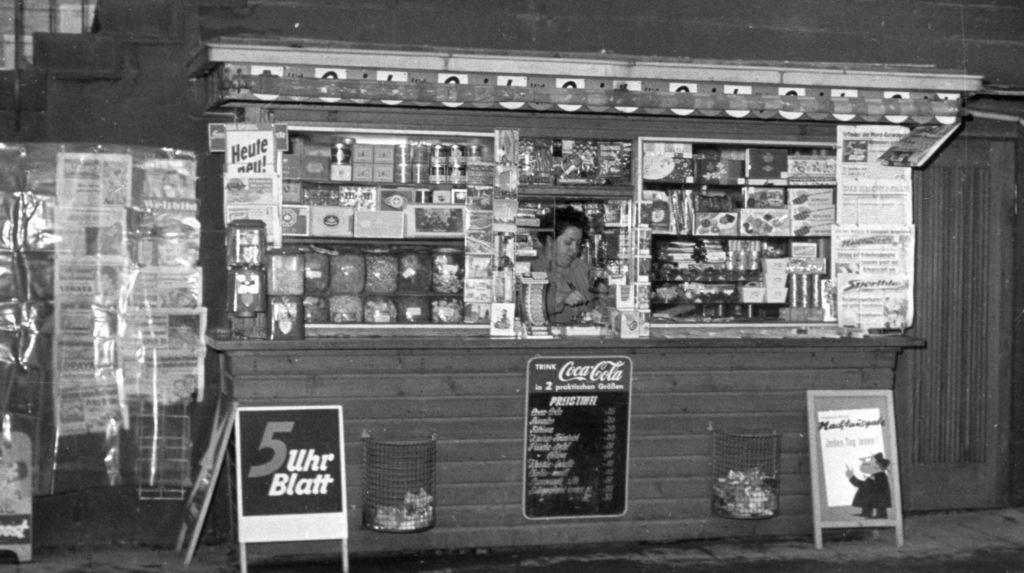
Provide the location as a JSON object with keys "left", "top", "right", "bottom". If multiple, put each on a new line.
{"left": 328, "top": 294, "right": 363, "bottom": 323}
{"left": 396, "top": 249, "right": 432, "bottom": 293}
{"left": 329, "top": 251, "right": 365, "bottom": 294}
{"left": 364, "top": 296, "right": 398, "bottom": 323}
{"left": 431, "top": 248, "right": 464, "bottom": 294}
{"left": 364, "top": 249, "right": 399, "bottom": 295}
{"left": 395, "top": 295, "right": 430, "bottom": 323}
{"left": 430, "top": 296, "right": 464, "bottom": 323}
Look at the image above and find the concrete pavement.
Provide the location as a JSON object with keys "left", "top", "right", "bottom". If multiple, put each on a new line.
{"left": 6, "top": 506, "right": 1024, "bottom": 572}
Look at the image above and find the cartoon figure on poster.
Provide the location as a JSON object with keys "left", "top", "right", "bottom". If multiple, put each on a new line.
{"left": 845, "top": 452, "right": 892, "bottom": 518}
{"left": 816, "top": 407, "right": 888, "bottom": 508}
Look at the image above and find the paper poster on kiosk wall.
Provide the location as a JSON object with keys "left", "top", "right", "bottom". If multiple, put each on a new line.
{"left": 835, "top": 125, "right": 912, "bottom": 227}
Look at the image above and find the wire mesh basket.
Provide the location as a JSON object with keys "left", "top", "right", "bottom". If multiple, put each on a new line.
{"left": 710, "top": 429, "right": 780, "bottom": 519}
{"left": 362, "top": 431, "right": 437, "bottom": 533}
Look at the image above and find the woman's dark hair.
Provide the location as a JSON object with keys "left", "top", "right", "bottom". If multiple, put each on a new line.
{"left": 538, "top": 206, "right": 590, "bottom": 243}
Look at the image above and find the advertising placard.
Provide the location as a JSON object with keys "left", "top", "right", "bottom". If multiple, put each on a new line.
{"left": 234, "top": 405, "right": 348, "bottom": 544}
{"left": 806, "top": 390, "right": 904, "bottom": 548}
{"left": 523, "top": 356, "right": 632, "bottom": 519}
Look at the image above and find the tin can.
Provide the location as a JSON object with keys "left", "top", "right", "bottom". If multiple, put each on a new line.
{"left": 330, "top": 137, "right": 354, "bottom": 181}
{"left": 394, "top": 162, "right": 414, "bottom": 184}
{"left": 429, "top": 163, "right": 451, "bottom": 185}
{"left": 466, "top": 144, "right": 484, "bottom": 164}
{"left": 266, "top": 249, "right": 304, "bottom": 295}
{"left": 412, "top": 142, "right": 431, "bottom": 163}
{"left": 331, "top": 137, "right": 354, "bottom": 164}
{"left": 412, "top": 163, "right": 430, "bottom": 184}
{"left": 394, "top": 143, "right": 413, "bottom": 164}
{"left": 810, "top": 274, "right": 822, "bottom": 308}
{"left": 431, "top": 143, "right": 450, "bottom": 166}
{"left": 449, "top": 144, "right": 466, "bottom": 184}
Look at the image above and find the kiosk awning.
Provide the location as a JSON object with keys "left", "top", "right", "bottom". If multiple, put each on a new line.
{"left": 190, "top": 38, "right": 982, "bottom": 126}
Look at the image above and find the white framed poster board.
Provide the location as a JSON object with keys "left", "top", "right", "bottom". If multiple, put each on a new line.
{"left": 234, "top": 405, "right": 348, "bottom": 572}
{"left": 806, "top": 390, "right": 903, "bottom": 548}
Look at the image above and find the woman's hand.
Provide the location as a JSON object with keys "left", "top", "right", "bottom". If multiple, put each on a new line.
{"left": 563, "top": 289, "right": 587, "bottom": 307}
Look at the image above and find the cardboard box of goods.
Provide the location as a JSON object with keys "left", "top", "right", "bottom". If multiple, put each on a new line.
{"left": 790, "top": 205, "right": 835, "bottom": 237}
{"left": 280, "top": 205, "right": 310, "bottom": 236}
{"left": 740, "top": 284, "right": 767, "bottom": 303}
{"left": 694, "top": 212, "right": 739, "bottom": 236}
{"left": 745, "top": 147, "right": 788, "bottom": 181}
{"left": 787, "top": 187, "right": 834, "bottom": 207}
{"left": 739, "top": 208, "right": 791, "bottom": 236}
{"left": 352, "top": 163, "right": 375, "bottom": 182}
{"left": 351, "top": 143, "right": 375, "bottom": 164}
{"left": 354, "top": 210, "right": 405, "bottom": 238}
{"left": 302, "top": 157, "right": 330, "bottom": 181}
{"left": 373, "top": 144, "right": 395, "bottom": 164}
{"left": 309, "top": 206, "right": 354, "bottom": 237}
{"left": 766, "top": 287, "right": 789, "bottom": 304}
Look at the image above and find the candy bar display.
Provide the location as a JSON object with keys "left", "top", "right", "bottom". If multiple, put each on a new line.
{"left": 640, "top": 137, "right": 837, "bottom": 323}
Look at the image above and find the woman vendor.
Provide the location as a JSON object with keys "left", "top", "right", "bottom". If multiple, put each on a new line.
{"left": 532, "top": 206, "right": 596, "bottom": 324}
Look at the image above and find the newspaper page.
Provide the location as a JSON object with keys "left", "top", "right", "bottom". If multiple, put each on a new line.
{"left": 127, "top": 266, "right": 203, "bottom": 310}
{"left": 835, "top": 274, "right": 913, "bottom": 331}
{"left": 139, "top": 158, "right": 197, "bottom": 202}
{"left": 54, "top": 206, "right": 127, "bottom": 259}
{"left": 878, "top": 123, "right": 960, "bottom": 168}
{"left": 121, "top": 309, "right": 207, "bottom": 404}
{"left": 836, "top": 125, "right": 913, "bottom": 226}
{"left": 831, "top": 226, "right": 915, "bottom": 278}
{"left": 831, "top": 226, "right": 915, "bottom": 330}
{"left": 56, "top": 152, "right": 132, "bottom": 208}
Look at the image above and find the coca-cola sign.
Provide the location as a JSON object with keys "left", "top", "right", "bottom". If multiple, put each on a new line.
{"left": 558, "top": 360, "right": 626, "bottom": 383}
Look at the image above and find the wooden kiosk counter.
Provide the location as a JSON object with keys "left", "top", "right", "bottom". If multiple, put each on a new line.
{"left": 208, "top": 331, "right": 920, "bottom": 555}
{"left": 189, "top": 39, "right": 978, "bottom": 557}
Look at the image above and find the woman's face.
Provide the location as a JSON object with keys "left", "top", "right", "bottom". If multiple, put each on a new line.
{"left": 552, "top": 226, "right": 583, "bottom": 268}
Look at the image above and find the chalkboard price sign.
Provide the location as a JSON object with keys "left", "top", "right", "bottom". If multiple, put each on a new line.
{"left": 523, "top": 355, "right": 632, "bottom": 519}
